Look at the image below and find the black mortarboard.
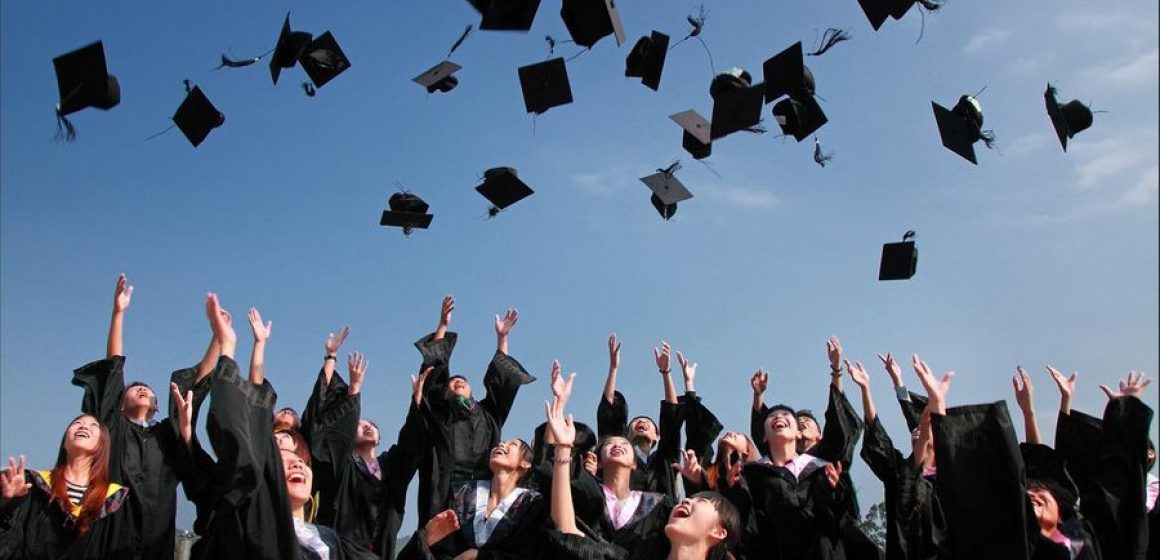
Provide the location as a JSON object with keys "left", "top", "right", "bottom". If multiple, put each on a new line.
{"left": 709, "top": 68, "right": 753, "bottom": 100}
{"left": 710, "top": 83, "right": 765, "bottom": 140}
{"left": 879, "top": 231, "right": 917, "bottom": 281}
{"left": 625, "top": 31, "right": 669, "bottom": 91}
{"left": 414, "top": 61, "right": 462, "bottom": 94}
{"left": 172, "top": 86, "right": 225, "bottom": 148}
{"left": 932, "top": 97, "right": 984, "bottom": 165}
{"left": 53, "top": 41, "right": 121, "bottom": 116}
{"left": 476, "top": 167, "right": 534, "bottom": 211}
{"left": 270, "top": 14, "right": 313, "bottom": 85}
{"left": 763, "top": 42, "right": 815, "bottom": 103}
{"left": 772, "top": 96, "right": 828, "bottom": 141}
{"left": 518, "top": 58, "right": 573, "bottom": 114}
{"left": 470, "top": 0, "right": 543, "bottom": 31}
{"left": 559, "top": 0, "right": 626, "bottom": 49}
{"left": 1044, "top": 84, "right": 1093, "bottom": 152}
{"left": 671, "top": 110, "right": 712, "bottom": 159}
{"left": 855, "top": 0, "right": 891, "bottom": 30}
{"left": 682, "top": 131, "right": 712, "bottom": 160}
{"left": 380, "top": 192, "right": 434, "bottom": 234}
{"left": 299, "top": 32, "right": 351, "bottom": 89}
{"left": 641, "top": 164, "right": 691, "bottom": 220}
{"left": 889, "top": 0, "right": 918, "bottom": 20}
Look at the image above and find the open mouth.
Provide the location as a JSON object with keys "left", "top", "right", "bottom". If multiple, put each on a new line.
{"left": 491, "top": 447, "right": 508, "bottom": 457}
{"left": 672, "top": 503, "right": 692, "bottom": 519}
{"left": 74, "top": 429, "right": 92, "bottom": 440}
{"left": 287, "top": 472, "right": 307, "bottom": 484}
{"left": 609, "top": 446, "right": 626, "bottom": 457}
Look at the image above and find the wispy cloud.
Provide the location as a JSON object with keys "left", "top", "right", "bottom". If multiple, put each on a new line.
{"left": 1054, "top": 11, "right": 1144, "bottom": 32}
{"left": 1005, "top": 133, "right": 1049, "bottom": 158}
{"left": 963, "top": 29, "right": 1010, "bottom": 55}
{"left": 702, "top": 185, "right": 779, "bottom": 210}
{"left": 1077, "top": 49, "right": 1159, "bottom": 90}
{"left": 1073, "top": 132, "right": 1157, "bottom": 191}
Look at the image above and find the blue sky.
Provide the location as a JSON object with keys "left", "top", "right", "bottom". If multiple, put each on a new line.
{"left": 2, "top": 0, "right": 1157, "bottom": 531}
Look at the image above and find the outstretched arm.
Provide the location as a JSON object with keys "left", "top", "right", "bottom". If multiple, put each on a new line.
{"left": 912, "top": 354, "right": 953, "bottom": 416}
{"left": 750, "top": 369, "right": 768, "bottom": 413}
{"left": 434, "top": 295, "right": 454, "bottom": 341}
{"left": 495, "top": 308, "right": 518, "bottom": 355}
{"left": 546, "top": 394, "right": 582, "bottom": 536}
{"left": 1012, "top": 367, "right": 1041, "bottom": 444}
{"left": 1045, "top": 365, "right": 1077, "bottom": 416}
{"left": 207, "top": 294, "right": 236, "bottom": 360}
{"left": 322, "top": 326, "right": 350, "bottom": 387}
{"left": 170, "top": 383, "right": 194, "bottom": 446}
{"left": 654, "top": 341, "right": 678, "bottom": 404}
{"left": 603, "top": 333, "right": 620, "bottom": 405}
{"left": 106, "top": 274, "right": 133, "bottom": 358}
{"left": 827, "top": 336, "right": 844, "bottom": 393}
{"left": 247, "top": 308, "right": 272, "bottom": 385}
{"left": 677, "top": 351, "right": 697, "bottom": 395}
{"left": 847, "top": 360, "right": 876, "bottom": 424}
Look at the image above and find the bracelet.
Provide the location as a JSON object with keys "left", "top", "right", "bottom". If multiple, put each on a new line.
{"left": 659, "top": 369, "right": 671, "bottom": 374}
{"left": 324, "top": 355, "right": 337, "bottom": 361}
{"left": 554, "top": 457, "right": 573, "bottom": 466}
{"left": 554, "top": 443, "right": 574, "bottom": 449}
{"left": 830, "top": 365, "right": 842, "bottom": 377}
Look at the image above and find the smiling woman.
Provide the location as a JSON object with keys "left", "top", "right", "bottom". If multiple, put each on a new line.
{"left": 0, "top": 414, "right": 136, "bottom": 559}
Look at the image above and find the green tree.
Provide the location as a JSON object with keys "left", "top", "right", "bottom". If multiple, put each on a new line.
{"left": 856, "top": 501, "right": 887, "bottom": 549}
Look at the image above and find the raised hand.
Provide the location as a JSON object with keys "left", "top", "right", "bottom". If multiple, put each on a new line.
{"left": 113, "top": 273, "right": 133, "bottom": 313}
{"left": 827, "top": 336, "right": 843, "bottom": 372}
{"left": 913, "top": 354, "right": 954, "bottom": 414}
{"left": 824, "top": 461, "right": 843, "bottom": 488}
{"left": 608, "top": 333, "right": 621, "bottom": 371}
{"left": 424, "top": 509, "right": 461, "bottom": 547}
{"left": 0, "top": 456, "right": 30, "bottom": 499}
{"left": 348, "top": 351, "right": 368, "bottom": 395}
{"left": 248, "top": 308, "right": 272, "bottom": 343}
{"left": 206, "top": 293, "right": 236, "bottom": 355}
{"left": 1099, "top": 371, "right": 1151, "bottom": 400}
{"left": 673, "top": 449, "right": 703, "bottom": 484}
{"left": 545, "top": 396, "right": 576, "bottom": 447}
{"left": 439, "top": 295, "right": 455, "bottom": 329}
{"left": 654, "top": 341, "right": 672, "bottom": 373}
{"left": 549, "top": 361, "right": 576, "bottom": 410}
{"left": 324, "top": 326, "right": 350, "bottom": 356}
{"left": 170, "top": 383, "right": 194, "bottom": 445}
{"left": 495, "top": 308, "right": 519, "bottom": 337}
{"left": 750, "top": 369, "right": 769, "bottom": 396}
{"left": 1044, "top": 365, "right": 1077, "bottom": 414}
{"left": 877, "top": 353, "right": 903, "bottom": 387}
{"left": 847, "top": 360, "right": 871, "bottom": 389}
{"left": 411, "top": 367, "right": 432, "bottom": 407}
{"left": 1012, "top": 367, "right": 1034, "bottom": 412}
{"left": 583, "top": 451, "right": 598, "bottom": 477}
{"left": 677, "top": 351, "right": 697, "bottom": 391}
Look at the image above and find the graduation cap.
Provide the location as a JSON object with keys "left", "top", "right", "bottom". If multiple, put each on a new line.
{"left": 559, "top": 0, "right": 626, "bottom": 49}
{"left": 1044, "top": 84, "right": 1093, "bottom": 152}
{"left": 932, "top": 95, "right": 993, "bottom": 165}
{"left": 671, "top": 110, "right": 712, "bottom": 159}
{"left": 709, "top": 74, "right": 764, "bottom": 140}
{"left": 879, "top": 230, "right": 917, "bottom": 281}
{"left": 414, "top": 61, "right": 462, "bottom": 94}
{"left": 270, "top": 14, "right": 313, "bottom": 85}
{"left": 762, "top": 42, "right": 815, "bottom": 103}
{"left": 469, "top": 0, "right": 543, "bottom": 31}
{"left": 641, "top": 163, "right": 692, "bottom": 220}
{"left": 53, "top": 41, "right": 120, "bottom": 117}
{"left": 772, "top": 96, "right": 828, "bottom": 141}
{"left": 380, "top": 192, "right": 434, "bottom": 235}
{"left": 299, "top": 32, "right": 351, "bottom": 90}
{"left": 625, "top": 31, "right": 669, "bottom": 91}
{"left": 518, "top": 57, "right": 573, "bottom": 114}
{"left": 856, "top": 0, "right": 938, "bottom": 30}
{"left": 172, "top": 85, "right": 225, "bottom": 148}
{"left": 476, "top": 167, "right": 534, "bottom": 215}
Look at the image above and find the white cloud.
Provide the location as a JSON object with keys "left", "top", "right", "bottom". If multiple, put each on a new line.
{"left": 963, "top": 29, "right": 1011, "bottom": 55}
{"left": 1005, "top": 133, "right": 1049, "bottom": 158}
{"left": 702, "top": 186, "right": 779, "bottom": 210}
{"left": 1055, "top": 11, "right": 1142, "bottom": 32}
{"left": 1118, "top": 165, "right": 1159, "bottom": 206}
{"left": 1073, "top": 134, "right": 1156, "bottom": 189}
{"left": 1078, "top": 49, "right": 1160, "bottom": 91}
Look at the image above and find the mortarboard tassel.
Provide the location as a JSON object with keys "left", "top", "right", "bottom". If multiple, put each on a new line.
{"left": 54, "top": 107, "right": 78, "bottom": 142}
{"left": 217, "top": 53, "right": 262, "bottom": 69}
{"left": 808, "top": 28, "right": 851, "bottom": 57}
{"left": 979, "top": 129, "right": 997, "bottom": 149}
{"left": 302, "top": 82, "right": 316, "bottom": 97}
{"left": 447, "top": 25, "right": 473, "bottom": 58}
{"left": 813, "top": 137, "right": 833, "bottom": 167}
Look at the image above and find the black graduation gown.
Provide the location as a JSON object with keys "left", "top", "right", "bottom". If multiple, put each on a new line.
{"left": 413, "top": 332, "right": 536, "bottom": 524}
{"left": 546, "top": 530, "right": 672, "bottom": 560}
{"left": 596, "top": 391, "right": 684, "bottom": 496}
{"left": 749, "top": 385, "right": 863, "bottom": 464}
{"left": 1054, "top": 397, "right": 1153, "bottom": 560}
{"left": 529, "top": 420, "right": 599, "bottom": 519}
{"left": 568, "top": 471, "right": 674, "bottom": 559}
{"left": 930, "top": 401, "right": 1030, "bottom": 560}
{"left": 189, "top": 356, "right": 376, "bottom": 560}
{"left": 679, "top": 391, "right": 724, "bottom": 470}
{"left": 307, "top": 369, "right": 423, "bottom": 559}
{"left": 71, "top": 356, "right": 200, "bottom": 560}
{"left": 0, "top": 470, "right": 135, "bottom": 560}
{"left": 860, "top": 416, "right": 948, "bottom": 560}
{"left": 1019, "top": 443, "right": 1101, "bottom": 560}
{"left": 398, "top": 482, "right": 547, "bottom": 560}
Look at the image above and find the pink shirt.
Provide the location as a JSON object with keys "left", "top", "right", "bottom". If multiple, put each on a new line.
{"left": 602, "top": 485, "right": 643, "bottom": 530}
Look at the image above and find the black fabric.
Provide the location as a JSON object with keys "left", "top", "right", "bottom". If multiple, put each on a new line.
{"left": 931, "top": 401, "right": 1030, "bottom": 560}
{"left": 0, "top": 470, "right": 136, "bottom": 560}
{"left": 71, "top": 356, "right": 195, "bottom": 560}
{"left": 680, "top": 392, "right": 724, "bottom": 468}
{"left": 1054, "top": 398, "right": 1153, "bottom": 560}
{"left": 596, "top": 391, "right": 684, "bottom": 496}
{"left": 860, "top": 416, "right": 947, "bottom": 560}
{"left": 413, "top": 332, "right": 535, "bottom": 524}
{"left": 399, "top": 484, "right": 547, "bottom": 560}
{"left": 569, "top": 471, "right": 673, "bottom": 559}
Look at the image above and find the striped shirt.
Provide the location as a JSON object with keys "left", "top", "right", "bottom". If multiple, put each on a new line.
{"left": 65, "top": 480, "right": 87, "bottom": 507}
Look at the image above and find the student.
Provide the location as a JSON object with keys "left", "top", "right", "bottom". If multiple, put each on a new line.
{"left": 0, "top": 414, "right": 136, "bottom": 559}
{"left": 70, "top": 274, "right": 215, "bottom": 560}
{"left": 412, "top": 296, "right": 536, "bottom": 524}
{"left": 596, "top": 336, "right": 682, "bottom": 495}
{"left": 545, "top": 392, "right": 740, "bottom": 560}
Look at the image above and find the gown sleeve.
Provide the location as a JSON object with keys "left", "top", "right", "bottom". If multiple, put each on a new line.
{"left": 71, "top": 356, "right": 127, "bottom": 426}
{"left": 679, "top": 392, "right": 723, "bottom": 469}
{"left": 597, "top": 391, "right": 629, "bottom": 440}
{"left": 479, "top": 351, "right": 536, "bottom": 430}
{"left": 931, "top": 401, "right": 1030, "bottom": 560}
{"left": 750, "top": 403, "right": 769, "bottom": 456}
{"left": 811, "top": 385, "right": 863, "bottom": 465}
{"left": 859, "top": 416, "right": 903, "bottom": 484}
{"left": 415, "top": 332, "right": 458, "bottom": 405}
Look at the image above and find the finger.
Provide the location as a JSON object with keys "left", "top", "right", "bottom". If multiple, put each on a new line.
{"left": 185, "top": 391, "right": 193, "bottom": 404}
{"left": 1098, "top": 384, "right": 1114, "bottom": 399}
{"left": 677, "top": 351, "right": 686, "bottom": 367}
{"left": 1011, "top": 376, "right": 1019, "bottom": 392}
